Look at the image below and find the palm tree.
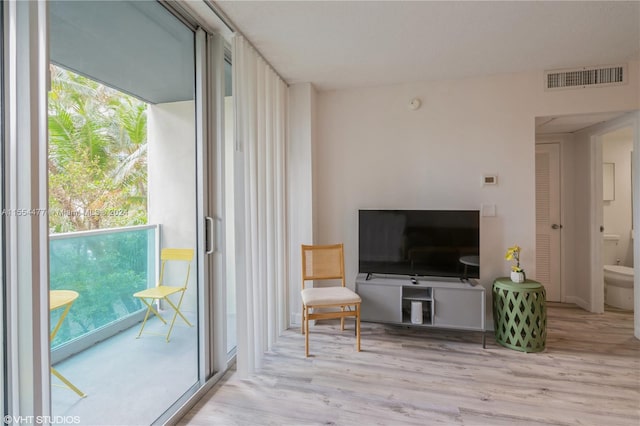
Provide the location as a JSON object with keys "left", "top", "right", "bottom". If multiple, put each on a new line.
{"left": 110, "top": 95, "right": 148, "bottom": 224}
{"left": 48, "top": 65, "right": 148, "bottom": 232}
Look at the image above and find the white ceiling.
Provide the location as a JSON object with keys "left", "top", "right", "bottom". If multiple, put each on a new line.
{"left": 215, "top": 1, "right": 640, "bottom": 91}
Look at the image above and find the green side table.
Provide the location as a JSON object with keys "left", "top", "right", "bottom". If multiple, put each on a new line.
{"left": 492, "top": 277, "right": 547, "bottom": 353}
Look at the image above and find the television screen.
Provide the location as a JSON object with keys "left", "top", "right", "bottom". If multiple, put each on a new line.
{"left": 359, "top": 210, "right": 480, "bottom": 279}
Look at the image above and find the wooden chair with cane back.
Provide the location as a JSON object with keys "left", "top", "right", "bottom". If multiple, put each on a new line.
{"left": 301, "top": 243, "right": 361, "bottom": 357}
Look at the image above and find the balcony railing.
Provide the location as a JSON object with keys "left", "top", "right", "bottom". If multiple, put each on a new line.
{"left": 50, "top": 224, "right": 160, "bottom": 363}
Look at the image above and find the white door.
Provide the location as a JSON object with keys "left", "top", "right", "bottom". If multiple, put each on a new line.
{"left": 536, "top": 143, "right": 562, "bottom": 301}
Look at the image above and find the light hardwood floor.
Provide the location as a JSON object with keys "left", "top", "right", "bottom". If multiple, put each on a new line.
{"left": 180, "top": 303, "right": 640, "bottom": 425}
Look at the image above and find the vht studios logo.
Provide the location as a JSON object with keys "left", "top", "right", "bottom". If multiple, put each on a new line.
{"left": 3, "top": 416, "right": 81, "bottom": 425}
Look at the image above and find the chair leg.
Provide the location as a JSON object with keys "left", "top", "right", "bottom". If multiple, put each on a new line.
{"left": 51, "top": 367, "right": 86, "bottom": 398}
{"left": 340, "top": 306, "right": 345, "bottom": 331}
{"left": 136, "top": 298, "right": 167, "bottom": 339}
{"left": 356, "top": 303, "right": 361, "bottom": 352}
{"left": 140, "top": 298, "right": 167, "bottom": 323}
{"left": 164, "top": 291, "right": 192, "bottom": 342}
{"left": 137, "top": 306, "right": 151, "bottom": 339}
{"left": 305, "top": 307, "right": 310, "bottom": 357}
{"left": 165, "top": 294, "right": 192, "bottom": 326}
{"left": 301, "top": 304, "right": 305, "bottom": 334}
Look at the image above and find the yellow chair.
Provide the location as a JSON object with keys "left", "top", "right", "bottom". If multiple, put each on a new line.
{"left": 301, "top": 244, "right": 361, "bottom": 357}
{"left": 50, "top": 290, "right": 86, "bottom": 398}
{"left": 133, "top": 248, "right": 194, "bottom": 342}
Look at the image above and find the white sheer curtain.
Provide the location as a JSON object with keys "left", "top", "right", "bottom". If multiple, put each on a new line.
{"left": 232, "top": 35, "right": 288, "bottom": 376}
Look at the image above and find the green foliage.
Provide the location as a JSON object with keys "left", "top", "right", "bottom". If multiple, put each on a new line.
{"left": 48, "top": 65, "right": 148, "bottom": 232}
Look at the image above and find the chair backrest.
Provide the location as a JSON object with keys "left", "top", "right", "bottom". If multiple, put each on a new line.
{"left": 159, "top": 248, "right": 194, "bottom": 289}
{"left": 301, "top": 244, "right": 345, "bottom": 289}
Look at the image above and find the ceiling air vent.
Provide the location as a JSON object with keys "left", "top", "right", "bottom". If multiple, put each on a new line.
{"left": 545, "top": 64, "right": 627, "bottom": 90}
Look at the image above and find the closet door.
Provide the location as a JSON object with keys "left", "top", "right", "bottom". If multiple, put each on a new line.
{"left": 536, "top": 143, "right": 561, "bottom": 301}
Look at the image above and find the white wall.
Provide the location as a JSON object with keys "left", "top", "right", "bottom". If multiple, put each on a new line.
{"left": 571, "top": 129, "right": 596, "bottom": 309}
{"left": 311, "top": 61, "right": 640, "bottom": 326}
{"left": 148, "top": 101, "right": 198, "bottom": 312}
{"left": 603, "top": 127, "right": 634, "bottom": 266}
{"left": 287, "top": 83, "right": 317, "bottom": 325}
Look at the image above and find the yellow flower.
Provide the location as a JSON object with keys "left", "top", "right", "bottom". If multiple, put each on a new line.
{"left": 504, "top": 245, "right": 520, "bottom": 260}
{"left": 505, "top": 245, "right": 523, "bottom": 272}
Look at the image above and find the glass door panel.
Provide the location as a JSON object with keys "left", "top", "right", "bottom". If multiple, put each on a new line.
{"left": 0, "top": 4, "right": 5, "bottom": 413}
{"left": 224, "top": 58, "right": 237, "bottom": 355}
{"left": 48, "top": 1, "right": 199, "bottom": 423}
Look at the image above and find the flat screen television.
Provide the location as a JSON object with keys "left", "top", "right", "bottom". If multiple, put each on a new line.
{"left": 359, "top": 209, "right": 480, "bottom": 279}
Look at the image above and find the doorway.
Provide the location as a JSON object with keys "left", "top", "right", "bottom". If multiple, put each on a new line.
{"left": 535, "top": 111, "right": 640, "bottom": 335}
{"left": 600, "top": 127, "right": 634, "bottom": 311}
{"left": 591, "top": 118, "right": 638, "bottom": 315}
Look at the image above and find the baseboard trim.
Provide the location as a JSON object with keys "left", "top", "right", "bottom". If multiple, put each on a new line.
{"left": 565, "top": 296, "right": 590, "bottom": 311}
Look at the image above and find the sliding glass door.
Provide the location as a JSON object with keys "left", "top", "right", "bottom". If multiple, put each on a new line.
{"left": 48, "top": 2, "right": 201, "bottom": 423}
{"left": 3, "top": 1, "right": 231, "bottom": 422}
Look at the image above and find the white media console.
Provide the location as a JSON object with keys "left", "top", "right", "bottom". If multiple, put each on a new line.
{"left": 355, "top": 273, "right": 486, "bottom": 347}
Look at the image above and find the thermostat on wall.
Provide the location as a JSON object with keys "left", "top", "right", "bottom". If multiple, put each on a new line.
{"left": 483, "top": 174, "right": 498, "bottom": 185}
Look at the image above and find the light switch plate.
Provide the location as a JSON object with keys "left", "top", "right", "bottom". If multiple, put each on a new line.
{"left": 481, "top": 204, "right": 496, "bottom": 217}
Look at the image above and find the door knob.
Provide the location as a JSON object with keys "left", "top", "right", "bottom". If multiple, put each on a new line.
{"left": 551, "top": 224, "right": 563, "bottom": 230}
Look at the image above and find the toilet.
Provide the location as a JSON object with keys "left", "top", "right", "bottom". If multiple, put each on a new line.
{"left": 603, "top": 234, "right": 634, "bottom": 311}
